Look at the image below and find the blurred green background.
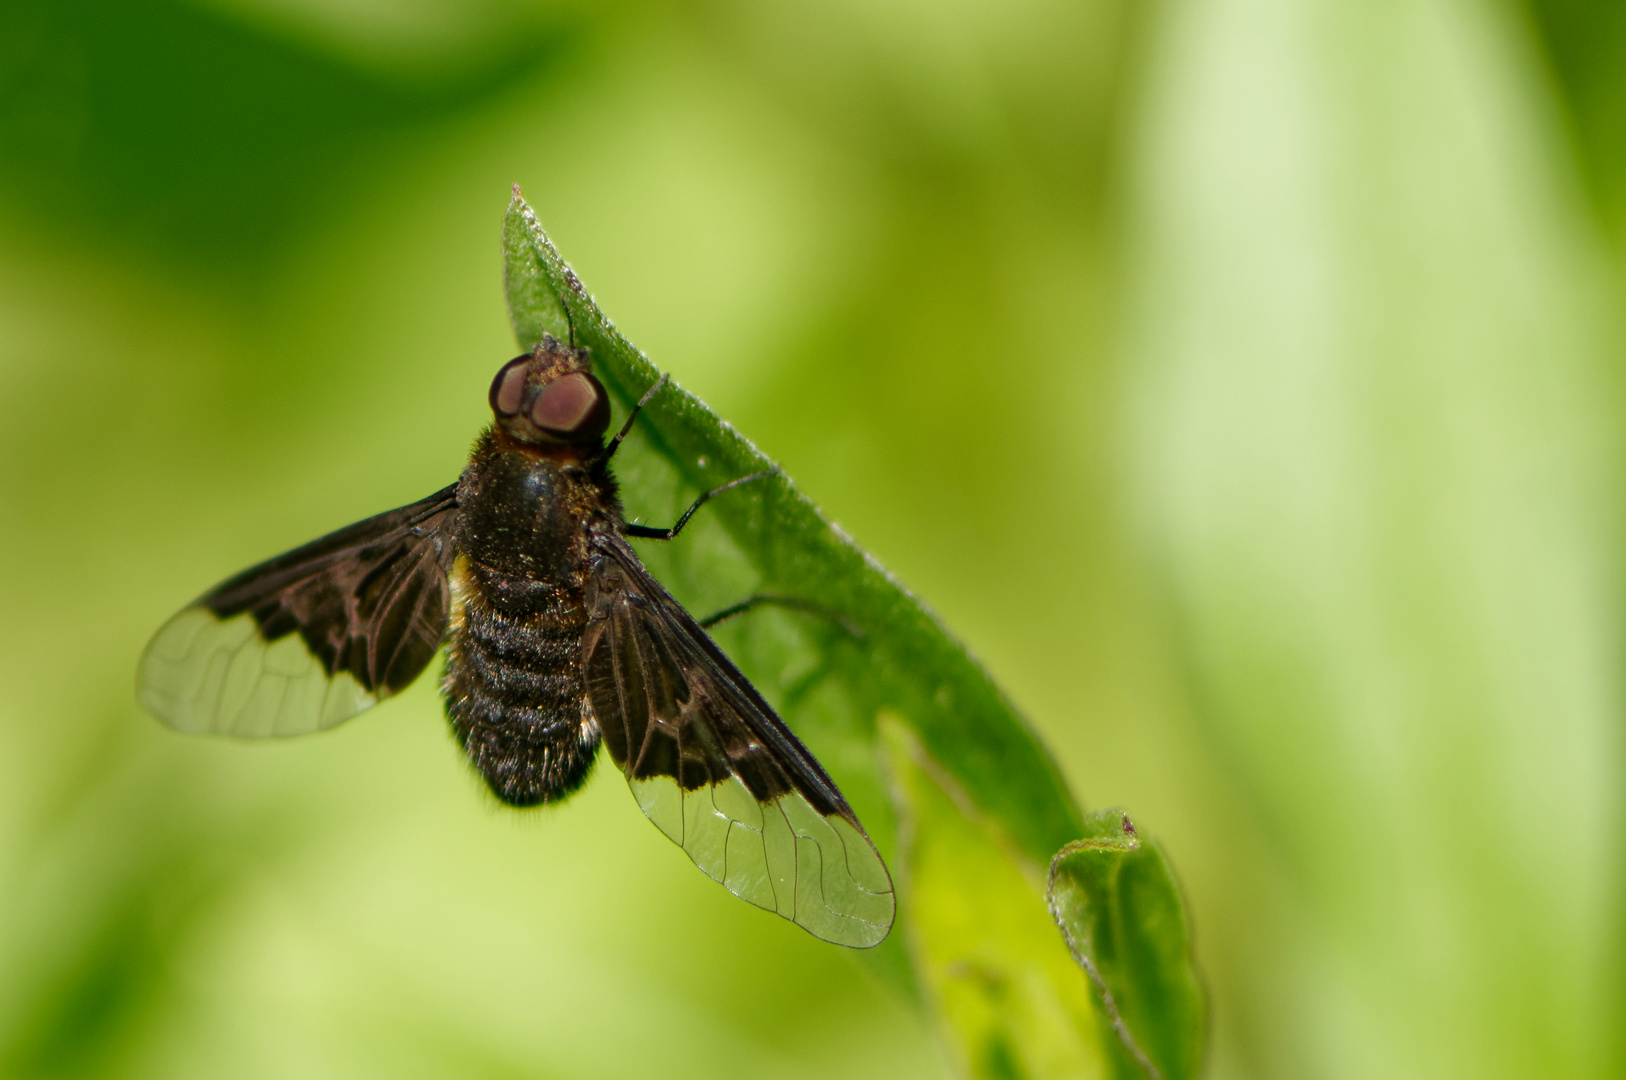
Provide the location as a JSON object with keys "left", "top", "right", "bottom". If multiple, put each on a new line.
{"left": 2, "top": 0, "right": 1623, "bottom": 1077}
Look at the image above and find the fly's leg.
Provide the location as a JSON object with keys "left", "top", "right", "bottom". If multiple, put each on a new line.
{"left": 623, "top": 468, "right": 778, "bottom": 541}
{"left": 600, "top": 374, "right": 668, "bottom": 463}
{"left": 604, "top": 374, "right": 778, "bottom": 539}
{"left": 699, "top": 594, "right": 863, "bottom": 640}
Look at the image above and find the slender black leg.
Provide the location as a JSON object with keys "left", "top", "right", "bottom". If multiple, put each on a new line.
{"left": 699, "top": 594, "right": 863, "bottom": 639}
{"left": 624, "top": 468, "right": 778, "bottom": 541}
{"left": 601, "top": 374, "right": 668, "bottom": 463}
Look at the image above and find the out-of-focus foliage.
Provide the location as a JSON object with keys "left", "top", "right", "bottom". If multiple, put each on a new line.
{"left": 1128, "top": 2, "right": 1622, "bottom": 1078}
{"left": 0, "top": 0, "right": 1622, "bottom": 1078}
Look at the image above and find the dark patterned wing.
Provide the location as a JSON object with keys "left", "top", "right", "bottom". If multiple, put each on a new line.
{"left": 138, "top": 485, "right": 459, "bottom": 738}
{"left": 583, "top": 533, "right": 895, "bottom": 948}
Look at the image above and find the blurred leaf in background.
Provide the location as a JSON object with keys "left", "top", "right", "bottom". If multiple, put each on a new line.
{"left": 1127, "top": 0, "right": 1624, "bottom": 1078}
{"left": 0, "top": 0, "right": 1622, "bottom": 1078}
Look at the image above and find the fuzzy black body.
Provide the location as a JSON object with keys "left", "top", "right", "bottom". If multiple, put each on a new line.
{"left": 442, "top": 430, "right": 620, "bottom": 806}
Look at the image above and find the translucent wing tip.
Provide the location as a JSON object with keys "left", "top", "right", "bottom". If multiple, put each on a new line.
{"left": 631, "top": 776, "right": 896, "bottom": 948}
{"left": 137, "top": 608, "right": 376, "bottom": 738}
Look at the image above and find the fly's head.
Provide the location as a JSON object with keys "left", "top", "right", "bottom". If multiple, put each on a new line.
{"left": 488, "top": 335, "right": 612, "bottom": 449}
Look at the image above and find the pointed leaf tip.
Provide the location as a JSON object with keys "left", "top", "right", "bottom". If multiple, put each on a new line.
{"left": 501, "top": 194, "right": 574, "bottom": 352}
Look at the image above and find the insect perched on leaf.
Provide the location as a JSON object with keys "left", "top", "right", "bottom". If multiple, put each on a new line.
{"left": 137, "top": 337, "right": 895, "bottom": 948}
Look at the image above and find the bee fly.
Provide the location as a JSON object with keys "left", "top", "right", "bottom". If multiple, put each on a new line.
{"left": 138, "top": 337, "right": 894, "bottom": 948}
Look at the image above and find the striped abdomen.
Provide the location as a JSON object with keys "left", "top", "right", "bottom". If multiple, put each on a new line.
{"left": 441, "top": 558, "right": 601, "bottom": 806}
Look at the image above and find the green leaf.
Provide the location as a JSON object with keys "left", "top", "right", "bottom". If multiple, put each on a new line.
{"left": 1048, "top": 813, "right": 1206, "bottom": 1080}
{"left": 501, "top": 191, "right": 1204, "bottom": 1070}
{"left": 502, "top": 190, "right": 1084, "bottom": 864}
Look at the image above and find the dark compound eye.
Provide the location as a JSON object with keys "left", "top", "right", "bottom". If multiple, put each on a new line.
{"left": 489, "top": 356, "right": 530, "bottom": 417}
{"left": 530, "top": 372, "right": 609, "bottom": 437}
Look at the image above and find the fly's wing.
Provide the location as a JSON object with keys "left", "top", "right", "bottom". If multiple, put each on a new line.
{"left": 583, "top": 534, "right": 895, "bottom": 948}
{"left": 138, "top": 485, "right": 459, "bottom": 738}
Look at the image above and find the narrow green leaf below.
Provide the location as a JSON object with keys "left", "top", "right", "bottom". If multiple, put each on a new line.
{"left": 1048, "top": 814, "right": 1206, "bottom": 1080}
